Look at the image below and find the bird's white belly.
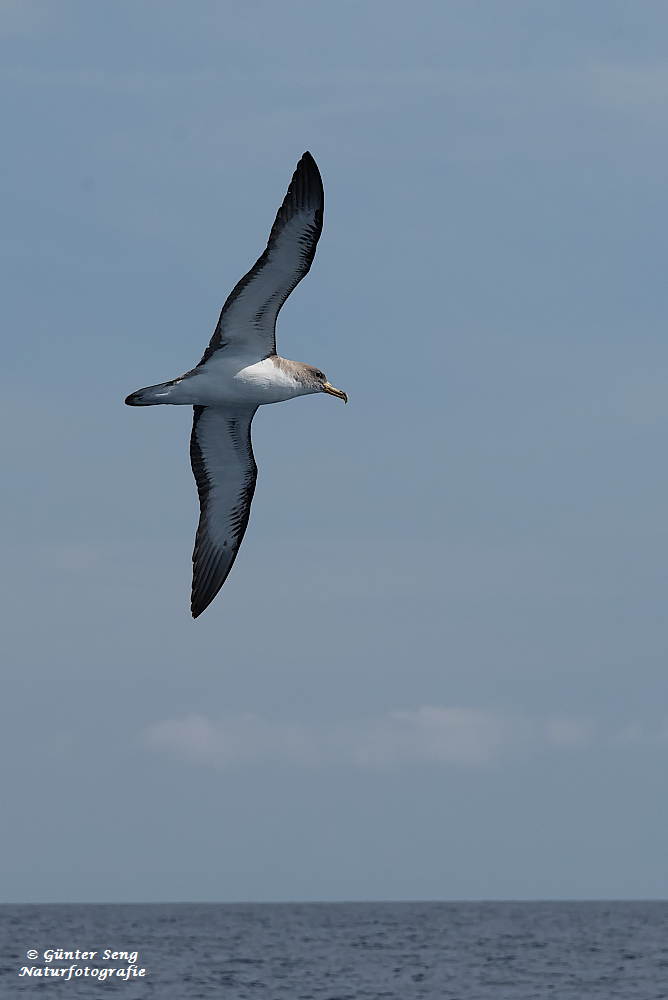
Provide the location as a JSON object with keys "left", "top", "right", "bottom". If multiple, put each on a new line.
{"left": 163, "top": 356, "right": 303, "bottom": 406}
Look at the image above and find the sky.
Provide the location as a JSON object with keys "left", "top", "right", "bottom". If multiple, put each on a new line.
{"left": 2, "top": 0, "right": 668, "bottom": 903}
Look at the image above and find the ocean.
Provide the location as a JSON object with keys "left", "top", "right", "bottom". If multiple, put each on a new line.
{"left": 2, "top": 901, "right": 667, "bottom": 998}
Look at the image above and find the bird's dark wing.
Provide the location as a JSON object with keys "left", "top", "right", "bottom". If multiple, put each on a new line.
{"left": 190, "top": 404, "right": 258, "bottom": 617}
{"left": 199, "top": 151, "right": 324, "bottom": 364}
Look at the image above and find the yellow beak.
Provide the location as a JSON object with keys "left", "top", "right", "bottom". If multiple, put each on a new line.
{"left": 323, "top": 382, "right": 348, "bottom": 403}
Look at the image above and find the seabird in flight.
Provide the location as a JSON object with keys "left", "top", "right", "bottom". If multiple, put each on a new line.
{"left": 125, "top": 152, "right": 347, "bottom": 618}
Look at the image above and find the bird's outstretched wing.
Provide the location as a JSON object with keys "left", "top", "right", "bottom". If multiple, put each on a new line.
{"left": 198, "top": 151, "right": 324, "bottom": 365}
{"left": 190, "top": 404, "right": 258, "bottom": 617}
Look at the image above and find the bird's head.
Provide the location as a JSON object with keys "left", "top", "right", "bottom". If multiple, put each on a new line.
{"left": 300, "top": 364, "right": 348, "bottom": 402}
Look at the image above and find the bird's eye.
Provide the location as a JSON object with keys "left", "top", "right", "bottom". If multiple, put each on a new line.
{"left": 315, "top": 370, "right": 324, "bottom": 379}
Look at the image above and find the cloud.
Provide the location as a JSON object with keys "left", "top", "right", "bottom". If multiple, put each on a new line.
{"left": 342, "top": 706, "right": 528, "bottom": 767}
{"left": 144, "top": 713, "right": 319, "bottom": 768}
{"left": 143, "top": 704, "right": 542, "bottom": 770}
{"left": 573, "top": 63, "right": 668, "bottom": 122}
{"left": 547, "top": 715, "right": 596, "bottom": 747}
{"left": 612, "top": 721, "right": 668, "bottom": 747}
{"left": 146, "top": 706, "right": 668, "bottom": 771}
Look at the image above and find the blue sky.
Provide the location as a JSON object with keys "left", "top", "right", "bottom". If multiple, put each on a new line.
{"left": 2, "top": 0, "right": 668, "bottom": 901}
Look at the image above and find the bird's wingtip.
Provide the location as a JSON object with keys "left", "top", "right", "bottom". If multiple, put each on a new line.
{"left": 299, "top": 150, "right": 318, "bottom": 170}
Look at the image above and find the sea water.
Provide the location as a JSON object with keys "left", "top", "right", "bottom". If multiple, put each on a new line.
{"left": 2, "top": 901, "right": 668, "bottom": 999}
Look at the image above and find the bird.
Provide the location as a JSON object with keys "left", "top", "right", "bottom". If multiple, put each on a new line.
{"left": 125, "top": 152, "right": 347, "bottom": 618}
